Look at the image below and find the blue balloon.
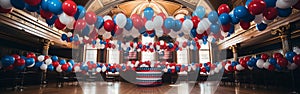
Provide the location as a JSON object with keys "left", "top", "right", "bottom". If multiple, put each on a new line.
{"left": 173, "top": 20, "right": 182, "bottom": 31}
{"left": 59, "top": 59, "right": 66, "bottom": 65}
{"left": 74, "top": 5, "right": 86, "bottom": 20}
{"left": 81, "top": 66, "right": 88, "bottom": 71}
{"left": 25, "top": 4, "right": 40, "bottom": 12}
{"left": 48, "top": 0, "right": 62, "bottom": 15}
{"left": 164, "top": 18, "right": 174, "bottom": 29}
{"left": 69, "top": 60, "right": 75, "bottom": 66}
{"left": 242, "top": 14, "right": 255, "bottom": 22}
{"left": 210, "top": 24, "right": 220, "bottom": 34}
{"left": 229, "top": 13, "right": 240, "bottom": 24}
{"left": 191, "top": 40, "right": 196, "bottom": 46}
{"left": 25, "top": 58, "right": 35, "bottom": 66}
{"left": 234, "top": 6, "right": 250, "bottom": 19}
{"left": 10, "top": 0, "right": 26, "bottom": 10}
{"left": 61, "top": 34, "right": 67, "bottom": 41}
{"left": 41, "top": 0, "right": 50, "bottom": 11}
{"left": 245, "top": 0, "right": 252, "bottom": 7}
{"left": 205, "top": 67, "right": 210, "bottom": 72}
{"left": 149, "top": 32, "right": 155, "bottom": 37}
{"left": 47, "top": 64, "right": 54, "bottom": 71}
{"left": 187, "top": 41, "right": 191, "bottom": 46}
{"left": 219, "top": 13, "right": 231, "bottom": 25}
{"left": 67, "top": 66, "right": 72, "bottom": 72}
{"left": 285, "top": 51, "right": 297, "bottom": 62}
{"left": 46, "top": 15, "right": 57, "bottom": 26}
{"left": 275, "top": 64, "right": 282, "bottom": 71}
{"left": 34, "top": 62, "right": 43, "bottom": 69}
{"left": 247, "top": 61, "right": 255, "bottom": 67}
{"left": 139, "top": 27, "right": 146, "bottom": 34}
{"left": 250, "top": 58, "right": 257, "bottom": 63}
{"left": 92, "top": 40, "right": 97, "bottom": 45}
{"left": 190, "top": 28, "right": 197, "bottom": 38}
{"left": 69, "top": 37, "right": 73, "bottom": 42}
{"left": 193, "top": 6, "right": 206, "bottom": 19}
{"left": 143, "top": 32, "right": 148, "bottom": 37}
{"left": 202, "top": 36, "right": 208, "bottom": 42}
{"left": 277, "top": 8, "right": 292, "bottom": 17}
{"left": 144, "top": 7, "right": 154, "bottom": 20}
{"left": 208, "top": 11, "right": 219, "bottom": 23}
{"left": 20, "top": 56, "right": 27, "bottom": 60}
{"left": 95, "top": 16, "right": 104, "bottom": 29}
{"left": 51, "top": 56, "right": 58, "bottom": 62}
{"left": 82, "top": 25, "right": 90, "bottom": 36}
{"left": 125, "top": 18, "right": 133, "bottom": 31}
{"left": 268, "top": 58, "right": 277, "bottom": 65}
{"left": 229, "top": 24, "right": 235, "bottom": 34}
{"left": 264, "top": 0, "right": 277, "bottom": 8}
{"left": 231, "top": 61, "right": 238, "bottom": 66}
{"left": 256, "top": 23, "right": 268, "bottom": 31}
{"left": 168, "top": 43, "right": 174, "bottom": 48}
{"left": 1, "top": 56, "right": 15, "bottom": 67}
{"left": 126, "top": 47, "right": 131, "bottom": 52}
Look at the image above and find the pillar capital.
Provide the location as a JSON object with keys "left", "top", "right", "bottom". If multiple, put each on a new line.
{"left": 271, "top": 24, "right": 292, "bottom": 54}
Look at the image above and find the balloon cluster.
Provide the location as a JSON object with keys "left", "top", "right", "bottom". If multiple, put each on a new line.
{"left": 61, "top": 32, "right": 73, "bottom": 42}
{"left": 224, "top": 49, "right": 300, "bottom": 72}
{"left": 0, "top": 52, "right": 75, "bottom": 72}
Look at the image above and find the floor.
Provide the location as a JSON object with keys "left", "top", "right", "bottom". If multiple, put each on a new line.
{"left": 1, "top": 81, "right": 294, "bottom": 94}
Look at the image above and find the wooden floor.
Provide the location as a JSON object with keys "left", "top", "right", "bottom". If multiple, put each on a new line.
{"left": 1, "top": 81, "right": 293, "bottom": 94}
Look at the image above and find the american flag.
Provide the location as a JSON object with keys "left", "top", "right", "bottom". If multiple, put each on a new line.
{"left": 128, "top": 52, "right": 137, "bottom": 59}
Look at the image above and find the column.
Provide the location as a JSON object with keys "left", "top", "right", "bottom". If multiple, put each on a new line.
{"left": 229, "top": 44, "right": 239, "bottom": 86}
{"left": 41, "top": 39, "right": 51, "bottom": 87}
{"left": 271, "top": 24, "right": 298, "bottom": 94}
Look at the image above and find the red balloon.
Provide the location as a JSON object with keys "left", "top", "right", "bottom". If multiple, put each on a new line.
{"left": 131, "top": 14, "right": 144, "bottom": 30}
{"left": 52, "top": 61, "right": 59, "bottom": 68}
{"left": 0, "top": 6, "right": 13, "bottom": 13}
{"left": 261, "top": 53, "right": 269, "bottom": 61}
{"left": 222, "top": 23, "right": 231, "bottom": 32}
{"left": 196, "top": 33, "right": 203, "bottom": 39}
{"left": 114, "top": 26, "right": 123, "bottom": 35}
{"left": 62, "top": 0, "right": 77, "bottom": 16}
{"left": 27, "top": 52, "right": 36, "bottom": 58}
{"left": 201, "top": 67, "right": 206, "bottom": 73}
{"left": 85, "top": 12, "right": 97, "bottom": 25}
{"left": 239, "top": 58, "right": 244, "bottom": 63}
{"left": 54, "top": 19, "right": 66, "bottom": 30}
{"left": 263, "top": 8, "right": 278, "bottom": 20}
{"left": 104, "top": 20, "right": 115, "bottom": 32}
{"left": 277, "top": 58, "right": 288, "bottom": 67}
{"left": 24, "top": 0, "right": 41, "bottom": 6}
{"left": 191, "top": 16, "right": 200, "bottom": 28}
{"left": 228, "top": 66, "right": 234, "bottom": 72}
{"left": 61, "top": 64, "right": 69, "bottom": 71}
{"left": 240, "top": 21, "right": 250, "bottom": 30}
{"left": 293, "top": 55, "right": 300, "bottom": 65}
{"left": 273, "top": 53, "right": 283, "bottom": 59}
{"left": 248, "top": 0, "right": 267, "bottom": 15}
{"left": 11, "top": 54, "right": 21, "bottom": 60}
{"left": 268, "top": 65, "right": 275, "bottom": 71}
{"left": 218, "top": 4, "right": 230, "bottom": 15}
{"left": 179, "top": 18, "right": 185, "bottom": 23}
{"left": 44, "top": 56, "right": 50, "bottom": 60}
{"left": 40, "top": 9, "right": 53, "bottom": 19}
{"left": 146, "top": 30, "right": 154, "bottom": 34}
{"left": 74, "top": 19, "right": 87, "bottom": 31}
{"left": 244, "top": 56, "right": 251, "bottom": 62}
{"left": 6, "top": 65, "right": 14, "bottom": 70}
{"left": 293, "top": 0, "right": 300, "bottom": 10}
{"left": 14, "top": 59, "right": 25, "bottom": 66}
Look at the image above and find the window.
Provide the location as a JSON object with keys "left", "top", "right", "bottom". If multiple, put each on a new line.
{"left": 85, "top": 44, "right": 97, "bottom": 62}
{"left": 107, "top": 40, "right": 120, "bottom": 64}
{"left": 199, "top": 43, "right": 211, "bottom": 63}
{"left": 176, "top": 38, "right": 189, "bottom": 64}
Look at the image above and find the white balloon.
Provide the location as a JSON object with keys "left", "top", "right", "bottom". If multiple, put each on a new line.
{"left": 155, "top": 28, "right": 163, "bottom": 37}
{"left": 263, "top": 62, "right": 271, "bottom": 69}
{"left": 102, "top": 31, "right": 112, "bottom": 39}
{"left": 145, "top": 21, "right": 154, "bottom": 30}
{"left": 182, "top": 19, "right": 193, "bottom": 31}
{"left": 38, "top": 55, "right": 45, "bottom": 62}
{"left": 276, "top": 0, "right": 294, "bottom": 9}
{"left": 102, "top": 66, "right": 107, "bottom": 72}
{"left": 115, "top": 13, "right": 127, "bottom": 28}
{"left": 153, "top": 16, "right": 164, "bottom": 29}
{"left": 67, "top": 32, "right": 73, "bottom": 37}
{"left": 293, "top": 47, "right": 300, "bottom": 54}
{"left": 214, "top": 68, "right": 220, "bottom": 73}
{"left": 0, "top": 0, "right": 13, "bottom": 9}
{"left": 202, "top": 18, "right": 211, "bottom": 30}
{"left": 96, "top": 67, "right": 102, "bottom": 72}
{"left": 287, "top": 63, "right": 298, "bottom": 70}
{"left": 59, "top": 13, "right": 75, "bottom": 25}
{"left": 45, "top": 59, "right": 52, "bottom": 65}
{"left": 56, "top": 65, "right": 62, "bottom": 73}
{"left": 40, "top": 64, "right": 48, "bottom": 71}
{"left": 262, "top": 18, "right": 273, "bottom": 24}
{"left": 248, "top": 66, "right": 253, "bottom": 70}
{"left": 224, "top": 64, "right": 230, "bottom": 71}
{"left": 254, "top": 14, "right": 263, "bottom": 24}
{"left": 236, "top": 64, "right": 245, "bottom": 71}
{"left": 163, "top": 68, "right": 168, "bottom": 72}
{"left": 66, "top": 20, "right": 75, "bottom": 29}
{"left": 131, "top": 27, "right": 140, "bottom": 38}
{"left": 98, "top": 28, "right": 106, "bottom": 35}
{"left": 209, "top": 70, "right": 215, "bottom": 75}
{"left": 168, "top": 31, "right": 177, "bottom": 38}
{"left": 74, "top": 66, "right": 81, "bottom": 72}
{"left": 197, "top": 21, "right": 206, "bottom": 34}
{"left": 103, "top": 15, "right": 112, "bottom": 21}
{"left": 187, "top": 66, "right": 191, "bottom": 72}
{"left": 256, "top": 59, "right": 265, "bottom": 69}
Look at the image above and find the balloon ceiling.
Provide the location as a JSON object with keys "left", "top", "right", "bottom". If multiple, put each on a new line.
{"left": 0, "top": 0, "right": 300, "bottom": 47}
